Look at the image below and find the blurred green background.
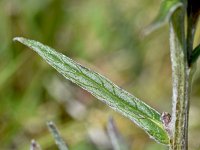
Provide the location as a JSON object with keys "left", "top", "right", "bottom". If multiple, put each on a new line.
{"left": 1, "top": 0, "right": 200, "bottom": 149}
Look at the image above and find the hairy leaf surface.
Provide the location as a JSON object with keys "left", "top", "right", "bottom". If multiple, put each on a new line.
{"left": 14, "top": 37, "right": 169, "bottom": 144}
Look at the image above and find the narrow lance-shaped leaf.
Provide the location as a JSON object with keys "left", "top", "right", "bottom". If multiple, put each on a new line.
{"left": 143, "top": 0, "right": 182, "bottom": 35}
{"left": 14, "top": 37, "right": 169, "bottom": 144}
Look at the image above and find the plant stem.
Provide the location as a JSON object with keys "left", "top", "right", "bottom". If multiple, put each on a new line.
{"left": 169, "top": 2, "right": 197, "bottom": 149}
{"left": 169, "top": 6, "right": 188, "bottom": 150}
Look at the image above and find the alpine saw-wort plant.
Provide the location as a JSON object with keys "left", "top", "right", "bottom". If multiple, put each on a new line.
{"left": 14, "top": 0, "right": 200, "bottom": 149}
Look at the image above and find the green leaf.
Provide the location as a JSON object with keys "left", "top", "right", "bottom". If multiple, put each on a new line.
{"left": 144, "top": 0, "right": 182, "bottom": 35}
{"left": 190, "top": 44, "right": 200, "bottom": 65}
{"left": 13, "top": 37, "right": 169, "bottom": 144}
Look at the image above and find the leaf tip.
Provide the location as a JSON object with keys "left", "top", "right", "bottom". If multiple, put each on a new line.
{"left": 13, "top": 37, "right": 25, "bottom": 43}
{"left": 47, "top": 121, "right": 54, "bottom": 127}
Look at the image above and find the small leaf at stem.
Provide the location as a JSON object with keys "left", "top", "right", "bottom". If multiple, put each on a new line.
{"left": 190, "top": 44, "right": 200, "bottom": 65}
{"left": 161, "top": 112, "right": 172, "bottom": 138}
{"left": 143, "top": 0, "right": 182, "bottom": 35}
{"left": 14, "top": 37, "right": 170, "bottom": 144}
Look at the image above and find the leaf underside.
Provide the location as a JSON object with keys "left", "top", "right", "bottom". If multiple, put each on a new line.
{"left": 14, "top": 37, "right": 169, "bottom": 144}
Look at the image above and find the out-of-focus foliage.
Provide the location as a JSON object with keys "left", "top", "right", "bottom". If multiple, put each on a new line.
{"left": 0, "top": 0, "right": 200, "bottom": 150}
{"left": 47, "top": 121, "right": 69, "bottom": 150}
{"left": 144, "top": 0, "right": 182, "bottom": 35}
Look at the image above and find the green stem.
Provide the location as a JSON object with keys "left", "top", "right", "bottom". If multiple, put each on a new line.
{"left": 169, "top": 6, "right": 189, "bottom": 150}
{"left": 169, "top": 1, "right": 198, "bottom": 149}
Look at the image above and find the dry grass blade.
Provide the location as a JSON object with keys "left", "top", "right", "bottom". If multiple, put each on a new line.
{"left": 47, "top": 121, "right": 69, "bottom": 150}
